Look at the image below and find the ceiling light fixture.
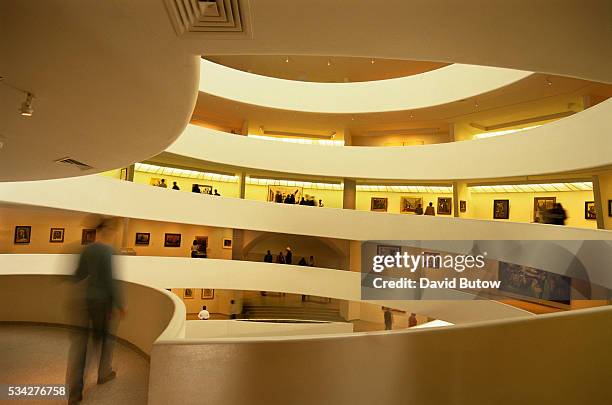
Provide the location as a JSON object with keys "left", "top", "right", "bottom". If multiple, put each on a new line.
{"left": 474, "top": 101, "right": 479, "bottom": 108}
{"left": 285, "top": 57, "right": 290, "bottom": 63}
{"left": 546, "top": 78, "right": 552, "bottom": 86}
{"left": 370, "top": 59, "right": 375, "bottom": 64}
{"left": 19, "top": 92, "right": 34, "bottom": 117}
{"left": 327, "top": 59, "right": 332, "bottom": 67}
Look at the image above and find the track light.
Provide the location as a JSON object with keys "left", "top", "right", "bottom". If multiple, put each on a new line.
{"left": 19, "top": 92, "right": 34, "bottom": 117}
{"left": 370, "top": 59, "right": 375, "bottom": 64}
{"left": 546, "top": 78, "right": 552, "bottom": 86}
{"left": 285, "top": 56, "right": 290, "bottom": 63}
{"left": 327, "top": 59, "right": 332, "bottom": 67}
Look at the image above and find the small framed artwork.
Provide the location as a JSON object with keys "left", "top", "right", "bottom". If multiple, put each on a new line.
{"left": 197, "top": 184, "right": 213, "bottom": 195}
{"left": 49, "top": 228, "right": 65, "bottom": 243}
{"left": 400, "top": 197, "right": 422, "bottom": 214}
{"left": 135, "top": 232, "right": 150, "bottom": 246}
{"left": 459, "top": 200, "right": 467, "bottom": 213}
{"left": 377, "top": 245, "right": 401, "bottom": 256}
{"left": 120, "top": 167, "right": 128, "bottom": 181}
{"left": 164, "top": 233, "right": 182, "bottom": 247}
{"left": 608, "top": 200, "right": 612, "bottom": 217}
{"left": 370, "top": 197, "right": 388, "bottom": 212}
{"left": 14, "top": 226, "right": 31, "bottom": 244}
{"left": 183, "top": 288, "right": 194, "bottom": 299}
{"left": 201, "top": 289, "right": 215, "bottom": 299}
{"left": 437, "top": 197, "right": 452, "bottom": 215}
{"left": 81, "top": 229, "right": 96, "bottom": 245}
{"left": 493, "top": 199, "right": 510, "bottom": 219}
{"left": 533, "top": 197, "right": 556, "bottom": 223}
{"left": 222, "top": 238, "right": 233, "bottom": 249}
{"left": 585, "top": 201, "right": 596, "bottom": 220}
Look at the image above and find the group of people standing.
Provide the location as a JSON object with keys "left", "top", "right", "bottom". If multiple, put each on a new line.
{"left": 154, "top": 179, "right": 221, "bottom": 196}
{"left": 263, "top": 247, "right": 315, "bottom": 267}
{"left": 412, "top": 202, "right": 436, "bottom": 216}
{"left": 272, "top": 190, "right": 324, "bottom": 207}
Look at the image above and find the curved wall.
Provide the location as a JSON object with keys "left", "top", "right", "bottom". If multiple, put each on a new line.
{"left": 1, "top": 176, "right": 610, "bottom": 241}
{"left": 0, "top": 273, "right": 184, "bottom": 355}
{"left": 200, "top": 60, "right": 531, "bottom": 113}
{"left": 194, "top": 0, "right": 612, "bottom": 83}
{"left": 169, "top": 98, "right": 612, "bottom": 180}
{"left": 149, "top": 305, "right": 612, "bottom": 405}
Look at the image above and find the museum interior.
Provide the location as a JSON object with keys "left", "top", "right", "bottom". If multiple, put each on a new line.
{"left": 1, "top": 1, "right": 612, "bottom": 404}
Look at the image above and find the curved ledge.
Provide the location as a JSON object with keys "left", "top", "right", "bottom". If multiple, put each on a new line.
{"left": 1, "top": 176, "right": 610, "bottom": 242}
{"left": 1, "top": 1, "right": 200, "bottom": 182}
{"left": 0, "top": 254, "right": 529, "bottom": 326}
{"left": 171, "top": 99, "right": 612, "bottom": 180}
{"left": 200, "top": 59, "right": 532, "bottom": 113}
{"left": 0, "top": 272, "right": 184, "bottom": 355}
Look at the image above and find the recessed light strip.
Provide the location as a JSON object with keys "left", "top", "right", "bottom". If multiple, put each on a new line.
{"left": 469, "top": 182, "right": 593, "bottom": 193}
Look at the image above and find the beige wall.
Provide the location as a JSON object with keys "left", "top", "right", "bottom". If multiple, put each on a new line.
{"left": 124, "top": 218, "right": 233, "bottom": 259}
{"left": 133, "top": 171, "right": 240, "bottom": 198}
{"left": 356, "top": 191, "right": 453, "bottom": 215}
{"left": 467, "top": 190, "right": 596, "bottom": 228}
{"left": 0, "top": 205, "right": 232, "bottom": 259}
{"left": 126, "top": 169, "right": 600, "bottom": 230}
{"left": 169, "top": 288, "right": 242, "bottom": 316}
{"left": 351, "top": 132, "right": 451, "bottom": 146}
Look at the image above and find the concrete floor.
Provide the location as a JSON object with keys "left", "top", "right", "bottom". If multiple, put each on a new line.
{"left": 0, "top": 324, "right": 149, "bottom": 405}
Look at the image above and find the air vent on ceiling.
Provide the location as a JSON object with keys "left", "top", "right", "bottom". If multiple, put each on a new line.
{"left": 55, "top": 157, "right": 93, "bottom": 171}
{"left": 165, "top": 0, "right": 252, "bottom": 38}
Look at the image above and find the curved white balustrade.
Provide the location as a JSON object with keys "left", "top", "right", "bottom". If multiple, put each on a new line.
{"left": 1, "top": 176, "right": 611, "bottom": 242}
{"left": 169, "top": 98, "right": 612, "bottom": 180}
{"left": 200, "top": 59, "right": 531, "bottom": 113}
{"left": 0, "top": 254, "right": 528, "bottom": 325}
{"left": 0, "top": 272, "right": 184, "bottom": 355}
{"left": 150, "top": 305, "right": 612, "bottom": 405}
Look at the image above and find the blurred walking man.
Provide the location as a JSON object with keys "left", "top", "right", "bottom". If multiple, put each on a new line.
{"left": 67, "top": 222, "right": 124, "bottom": 404}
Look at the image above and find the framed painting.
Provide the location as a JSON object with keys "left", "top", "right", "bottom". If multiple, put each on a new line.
{"left": 81, "top": 229, "right": 96, "bottom": 245}
{"left": 437, "top": 197, "right": 452, "bottom": 215}
{"left": 400, "top": 196, "right": 422, "bottom": 214}
{"left": 377, "top": 245, "right": 401, "bottom": 257}
{"left": 14, "top": 226, "right": 31, "bottom": 244}
{"left": 222, "top": 238, "right": 232, "bottom": 249}
{"left": 268, "top": 185, "right": 303, "bottom": 204}
{"left": 459, "top": 200, "right": 467, "bottom": 213}
{"left": 183, "top": 288, "right": 194, "bottom": 299}
{"left": 201, "top": 289, "right": 215, "bottom": 299}
{"left": 370, "top": 197, "right": 388, "bottom": 212}
{"left": 533, "top": 197, "right": 556, "bottom": 223}
{"left": 135, "top": 232, "right": 150, "bottom": 246}
{"left": 585, "top": 201, "right": 596, "bottom": 220}
{"left": 609, "top": 200, "right": 612, "bottom": 217}
{"left": 164, "top": 233, "right": 182, "bottom": 247}
{"left": 49, "top": 228, "right": 65, "bottom": 243}
{"left": 493, "top": 199, "right": 510, "bottom": 219}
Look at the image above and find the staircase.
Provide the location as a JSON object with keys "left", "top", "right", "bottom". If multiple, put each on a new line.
{"left": 242, "top": 304, "right": 345, "bottom": 322}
